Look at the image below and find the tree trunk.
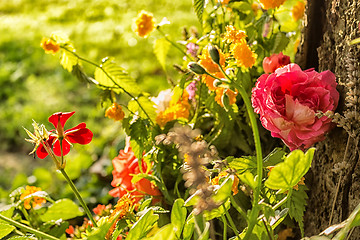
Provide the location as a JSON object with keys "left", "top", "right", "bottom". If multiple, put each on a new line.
{"left": 297, "top": 0, "right": 360, "bottom": 237}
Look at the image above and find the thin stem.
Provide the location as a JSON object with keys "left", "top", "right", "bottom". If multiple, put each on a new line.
{"left": 230, "top": 195, "right": 248, "bottom": 221}
{"left": 0, "top": 213, "right": 60, "bottom": 240}
{"left": 60, "top": 169, "right": 98, "bottom": 227}
{"left": 224, "top": 205, "right": 240, "bottom": 237}
{"left": 262, "top": 219, "right": 275, "bottom": 240}
{"left": 220, "top": 214, "right": 228, "bottom": 240}
{"left": 157, "top": 28, "right": 194, "bottom": 61}
{"left": 218, "top": 65, "right": 263, "bottom": 239}
{"left": 61, "top": 47, "right": 154, "bottom": 125}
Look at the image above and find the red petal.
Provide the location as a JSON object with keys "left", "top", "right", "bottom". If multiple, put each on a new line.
{"left": 65, "top": 124, "right": 93, "bottom": 145}
{"left": 53, "top": 139, "right": 71, "bottom": 156}
{"left": 36, "top": 144, "right": 49, "bottom": 159}
{"left": 48, "top": 111, "right": 75, "bottom": 129}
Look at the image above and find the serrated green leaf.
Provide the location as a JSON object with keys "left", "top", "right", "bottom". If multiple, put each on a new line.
{"left": 128, "top": 96, "right": 157, "bottom": 122}
{"left": 94, "top": 57, "right": 140, "bottom": 95}
{"left": 271, "top": 32, "right": 290, "bottom": 53}
{"left": 40, "top": 199, "right": 83, "bottom": 222}
{"left": 288, "top": 185, "right": 308, "bottom": 237}
{"left": 126, "top": 209, "right": 159, "bottom": 240}
{"left": 154, "top": 38, "right": 170, "bottom": 71}
{"left": 265, "top": 148, "right": 315, "bottom": 191}
{"left": 193, "top": 0, "right": 205, "bottom": 25}
{"left": 0, "top": 223, "right": 15, "bottom": 238}
{"left": 171, "top": 199, "right": 187, "bottom": 238}
{"left": 263, "top": 148, "right": 287, "bottom": 167}
{"left": 228, "top": 156, "right": 256, "bottom": 174}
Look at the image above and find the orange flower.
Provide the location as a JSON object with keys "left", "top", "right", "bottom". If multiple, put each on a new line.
{"left": 198, "top": 45, "right": 226, "bottom": 73}
{"left": 214, "top": 88, "right": 238, "bottom": 107}
{"left": 202, "top": 72, "right": 225, "bottom": 91}
{"left": 219, "top": 0, "right": 230, "bottom": 5}
{"left": 259, "top": 0, "right": 286, "bottom": 9}
{"left": 223, "top": 25, "right": 247, "bottom": 44}
{"left": 65, "top": 225, "right": 75, "bottom": 235}
{"left": 105, "top": 102, "right": 125, "bottom": 121}
{"left": 93, "top": 204, "right": 106, "bottom": 215}
{"left": 134, "top": 10, "right": 155, "bottom": 38}
{"left": 292, "top": 1, "right": 305, "bottom": 21}
{"left": 231, "top": 40, "right": 257, "bottom": 68}
{"left": 40, "top": 37, "right": 60, "bottom": 54}
{"left": 20, "top": 186, "right": 46, "bottom": 210}
{"left": 251, "top": 3, "right": 261, "bottom": 14}
{"left": 109, "top": 144, "right": 161, "bottom": 202}
{"left": 156, "top": 91, "right": 191, "bottom": 127}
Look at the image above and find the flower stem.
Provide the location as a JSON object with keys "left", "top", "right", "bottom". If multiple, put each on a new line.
{"left": 217, "top": 65, "right": 263, "bottom": 240}
{"left": 60, "top": 169, "right": 98, "bottom": 227}
{"left": 157, "top": 28, "right": 194, "bottom": 61}
{"left": 224, "top": 205, "right": 240, "bottom": 237}
{"left": 220, "top": 214, "right": 227, "bottom": 240}
{"left": 0, "top": 213, "right": 60, "bottom": 240}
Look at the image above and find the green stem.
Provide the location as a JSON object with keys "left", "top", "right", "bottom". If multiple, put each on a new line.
{"left": 223, "top": 205, "right": 240, "bottom": 237}
{"left": 60, "top": 169, "right": 98, "bottom": 227}
{"left": 157, "top": 28, "right": 194, "bottom": 61}
{"left": 230, "top": 195, "right": 248, "bottom": 221}
{"left": 217, "top": 65, "right": 263, "bottom": 239}
{"left": 0, "top": 213, "right": 60, "bottom": 240}
{"left": 220, "top": 214, "right": 227, "bottom": 240}
{"left": 62, "top": 47, "right": 154, "bottom": 126}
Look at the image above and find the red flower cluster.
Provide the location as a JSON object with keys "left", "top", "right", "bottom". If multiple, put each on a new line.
{"left": 37, "top": 112, "right": 93, "bottom": 159}
{"left": 109, "top": 146, "right": 161, "bottom": 202}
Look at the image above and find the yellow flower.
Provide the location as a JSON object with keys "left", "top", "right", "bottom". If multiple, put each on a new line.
{"left": 202, "top": 72, "right": 225, "bottom": 91}
{"left": 231, "top": 40, "right": 257, "bottom": 68}
{"left": 40, "top": 37, "right": 60, "bottom": 54}
{"left": 223, "top": 25, "right": 247, "bottom": 44}
{"left": 259, "top": 0, "right": 286, "bottom": 10}
{"left": 105, "top": 102, "right": 125, "bottom": 121}
{"left": 156, "top": 91, "right": 190, "bottom": 127}
{"left": 198, "top": 45, "right": 226, "bottom": 73}
{"left": 292, "top": 1, "right": 305, "bottom": 21}
{"left": 251, "top": 3, "right": 261, "bottom": 15}
{"left": 214, "top": 88, "right": 238, "bottom": 107}
{"left": 134, "top": 10, "right": 155, "bottom": 38}
{"left": 20, "top": 186, "right": 46, "bottom": 210}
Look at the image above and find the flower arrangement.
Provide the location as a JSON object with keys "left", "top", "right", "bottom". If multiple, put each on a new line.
{"left": 3, "top": 0, "right": 357, "bottom": 240}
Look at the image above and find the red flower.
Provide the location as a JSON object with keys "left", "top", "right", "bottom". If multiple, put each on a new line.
{"left": 65, "top": 225, "right": 74, "bottom": 235}
{"left": 262, "top": 52, "right": 291, "bottom": 74}
{"left": 109, "top": 146, "right": 161, "bottom": 202}
{"left": 36, "top": 112, "right": 93, "bottom": 159}
{"left": 93, "top": 204, "right": 106, "bottom": 215}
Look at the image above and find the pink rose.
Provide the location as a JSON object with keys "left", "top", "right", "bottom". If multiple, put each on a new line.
{"left": 252, "top": 63, "right": 339, "bottom": 150}
{"left": 262, "top": 52, "right": 291, "bottom": 74}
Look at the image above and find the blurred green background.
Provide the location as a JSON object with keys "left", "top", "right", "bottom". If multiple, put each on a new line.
{"left": 0, "top": 0, "right": 198, "bottom": 204}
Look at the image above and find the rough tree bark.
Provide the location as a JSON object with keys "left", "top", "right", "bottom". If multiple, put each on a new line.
{"left": 297, "top": 0, "right": 360, "bottom": 238}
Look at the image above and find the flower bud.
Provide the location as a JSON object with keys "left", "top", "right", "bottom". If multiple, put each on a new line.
{"left": 188, "top": 62, "right": 207, "bottom": 75}
{"left": 208, "top": 45, "right": 221, "bottom": 65}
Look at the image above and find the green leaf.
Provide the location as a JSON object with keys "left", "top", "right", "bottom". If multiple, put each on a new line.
{"left": 212, "top": 176, "right": 233, "bottom": 203}
{"left": 193, "top": 0, "right": 205, "bottom": 25}
{"left": 0, "top": 223, "right": 15, "bottom": 238}
{"left": 94, "top": 57, "right": 140, "bottom": 95}
{"left": 271, "top": 32, "right": 290, "bottom": 53}
{"left": 203, "top": 199, "right": 230, "bottom": 221}
{"left": 60, "top": 46, "right": 79, "bottom": 72}
{"left": 126, "top": 209, "right": 159, "bottom": 240}
{"left": 40, "top": 199, "right": 83, "bottom": 222}
{"left": 144, "top": 224, "right": 176, "bottom": 240}
{"left": 265, "top": 148, "right": 315, "bottom": 191}
{"left": 128, "top": 96, "right": 157, "bottom": 122}
{"left": 183, "top": 214, "right": 195, "bottom": 240}
{"left": 0, "top": 206, "right": 14, "bottom": 224}
{"left": 7, "top": 236, "right": 37, "bottom": 240}
{"left": 263, "top": 148, "right": 287, "bottom": 167}
{"left": 288, "top": 185, "right": 308, "bottom": 237}
{"left": 228, "top": 156, "right": 256, "bottom": 174}
{"left": 239, "top": 171, "right": 257, "bottom": 190}
{"left": 171, "top": 199, "right": 187, "bottom": 238}
{"left": 154, "top": 38, "right": 170, "bottom": 71}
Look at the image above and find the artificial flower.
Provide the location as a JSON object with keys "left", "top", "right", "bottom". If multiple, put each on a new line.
{"left": 292, "top": 1, "right": 306, "bottom": 21}
{"left": 231, "top": 40, "right": 257, "bottom": 68}
{"left": 20, "top": 186, "right": 46, "bottom": 210}
{"left": 259, "top": 0, "right": 286, "bottom": 9}
{"left": 252, "top": 63, "right": 339, "bottom": 150}
{"left": 109, "top": 145, "right": 161, "bottom": 202}
{"left": 36, "top": 112, "right": 93, "bottom": 159}
{"left": 262, "top": 52, "right": 291, "bottom": 74}
{"left": 40, "top": 37, "right": 60, "bottom": 54}
{"left": 105, "top": 102, "right": 125, "bottom": 121}
{"left": 134, "top": 10, "right": 155, "bottom": 38}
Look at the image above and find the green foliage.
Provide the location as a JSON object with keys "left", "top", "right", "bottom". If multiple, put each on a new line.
{"left": 126, "top": 209, "right": 159, "bottom": 240}
{"left": 288, "top": 185, "right": 308, "bottom": 237}
{"left": 0, "top": 223, "right": 15, "bottom": 238}
{"left": 171, "top": 198, "right": 187, "bottom": 238}
{"left": 154, "top": 38, "right": 171, "bottom": 72}
{"left": 193, "top": 0, "right": 205, "bottom": 25}
{"left": 265, "top": 148, "right": 315, "bottom": 191}
{"left": 40, "top": 199, "right": 83, "bottom": 222}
